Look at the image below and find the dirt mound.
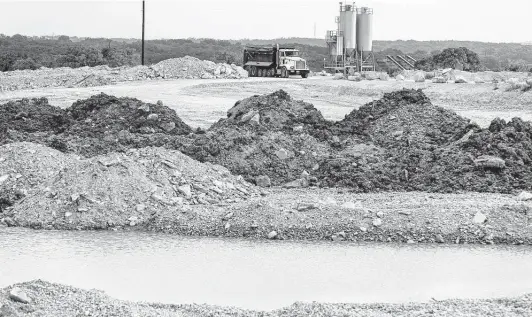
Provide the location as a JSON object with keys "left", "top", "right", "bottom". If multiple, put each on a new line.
{"left": 66, "top": 93, "right": 192, "bottom": 136}
{"left": 0, "top": 98, "right": 69, "bottom": 136}
{"left": 5, "top": 145, "right": 259, "bottom": 229}
{"left": 0, "top": 143, "right": 78, "bottom": 212}
{"left": 0, "top": 94, "right": 193, "bottom": 157}
{"left": 151, "top": 56, "right": 247, "bottom": 79}
{"left": 2, "top": 89, "right": 532, "bottom": 194}
{"left": 186, "top": 90, "right": 338, "bottom": 185}
{"left": 0, "top": 57, "right": 248, "bottom": 92}
{"left": 338, "top": 89, "right": 473, "bottom": 147}
{"left": 212, "top": 90, "right": 327, "bottom": 131}
{"left": 319, "top": 89, "right": 532, "bottom": 193}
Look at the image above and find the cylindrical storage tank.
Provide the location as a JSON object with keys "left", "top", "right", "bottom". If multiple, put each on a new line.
{"left": 329, "top": 43, "right": 337, "bottom": 56}
{"left": 356, "top": 7, "right": 374, "bottom": 51}
{"left": 341, "top": 5, "right": 357, "bottom": 51}
{"left": 336, "top": 36, "right": 344, "bottom": 55}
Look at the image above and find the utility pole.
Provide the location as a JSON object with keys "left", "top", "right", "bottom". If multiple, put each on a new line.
{"left": 314, "top": 22, "right": 316, "bottom": 38}
{"left": 141, "top": 0, "right": 145, "bottom": 65}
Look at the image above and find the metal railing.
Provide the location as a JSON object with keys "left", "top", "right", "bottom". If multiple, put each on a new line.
{"left": 323, "top": 58, "right": 345, "bottom": 69}
{"left": 357, "top": 7, "right": 373, "bottom": 14}
{"left": 325, "top": 30, "right": 343, "bottom": 42}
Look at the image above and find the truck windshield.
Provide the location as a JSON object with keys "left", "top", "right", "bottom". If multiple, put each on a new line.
{"left": 283, "top": 51, "right": 299, "bottom": 57}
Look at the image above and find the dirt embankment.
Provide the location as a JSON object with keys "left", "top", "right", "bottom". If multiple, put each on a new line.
{"left": 1, "top": 281, "right": 531, "bottom": 317}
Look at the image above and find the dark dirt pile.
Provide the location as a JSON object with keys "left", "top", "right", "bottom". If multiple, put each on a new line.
{"left": 0, "top": 98, "right": 69, "bottom": 137}
{"left": 193, "top": 88, "right": 532, "bottom": 193}
{"left": 0, "top": 93, "right": 193, "bottom": 157}
{"left": 66, "top": 93, "right": 192, "bottom": 136}
{"left": 337, "top": 89, "right": 473, "bottom": 147}
{"left": 184, "top": 90, "right": 342, "bottom": 185}
{"left": 317, "top": 89, "right": 532, "bottom": 193}
{"left": 2, "top": 89, "right": 532, "bottom": 194}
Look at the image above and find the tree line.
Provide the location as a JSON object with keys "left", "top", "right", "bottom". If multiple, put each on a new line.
{"left": 1, "top": 34, "right": 531, "bottom": 72}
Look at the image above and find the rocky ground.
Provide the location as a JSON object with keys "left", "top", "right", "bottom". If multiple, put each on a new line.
{"left": 1, "top": 280, "right": 531, "bottom": 317}
{"left": 0, "top": 56, "right": 248, "bottom": 92}
{"left": 1, "top": 89, "right": 532, "bottom": 244}
{"left": 1, "top": 142, "right": 531, "bottom": 245}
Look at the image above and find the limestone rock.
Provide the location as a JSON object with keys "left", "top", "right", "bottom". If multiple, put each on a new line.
{"left": 432, "top": 76, "right": 446, "bottom": 83}
{"left": 146, "top": 113, "right": 159, "bottom": 121}
{"left": 275, "top": 148, "right": 289, "bottom": 160}
{"left": 414, "top": 72, "right": 425, "bottom": 82}
{"left": 9, "top": 287, "right": 31, "bottom": 304}
{"left": 517, "top": 191, "right": 532, "bottom": 201}
{"left": 267, "top": 231, "right": 278, "bottom": 239}
{"left": 473, "top": 211, "right": 487, "bottom": 224}
{"left": 474, "top": 155, "right": 505, "bottom": 169}
{"left": 255, "top": 175, "right": 271, "bottom": 188}
{"left": 160, "top": 121, "right": 176, "bottom": 132}
{"left": 177, "top": 184, "right": 192, "bottom": 198}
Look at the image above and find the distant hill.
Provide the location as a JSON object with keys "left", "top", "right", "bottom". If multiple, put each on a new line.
{"left": 234, "top": 37, "right": 326, "bottom": 47}
{"left": 1, "top": 34, "right": 531, "bottom": 72}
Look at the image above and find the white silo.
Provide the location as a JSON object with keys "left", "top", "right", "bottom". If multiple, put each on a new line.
{"left": 356, "top": 7, "right": 374, "bottom": 52}
{"left": 340, "top": 3, "right": 357, "bottom": 53}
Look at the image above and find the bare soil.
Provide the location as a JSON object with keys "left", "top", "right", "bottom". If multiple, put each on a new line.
{"left": 1, "top": 281, "right": 531, "bottom": 317}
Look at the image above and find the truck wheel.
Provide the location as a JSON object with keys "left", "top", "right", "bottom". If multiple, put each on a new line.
{"left": 301, "top": 71, "right": 309, "bottom": 78}
{"left": 281, "top": 68, "right": 288, "bottom": 78}
{"left": 261, "top": 68, "right": 266, "bottom": 77}
{"left": 268, "top": 68, "right": 275, "bottom": 77}
{"left": 250, "top": 66, "right": 257, "bottom": 77}
{"left": 257, "top": 68, "right": 262, "bottom": 77}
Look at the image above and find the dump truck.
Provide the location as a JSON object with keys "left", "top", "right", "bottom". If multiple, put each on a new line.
{"left": 243, "top": 44, "right": 310, "bottom": 78}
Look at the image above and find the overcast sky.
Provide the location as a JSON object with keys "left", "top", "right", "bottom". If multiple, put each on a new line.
{"left": 0, "top": 0, "right": 530, "bottom": 43}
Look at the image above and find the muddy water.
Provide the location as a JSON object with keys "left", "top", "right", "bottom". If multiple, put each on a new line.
{"left": 1, "top": 228, "right": 531, "bottom": 310}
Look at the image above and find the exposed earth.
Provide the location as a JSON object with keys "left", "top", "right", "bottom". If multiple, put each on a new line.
{"left": 1, "top": 281, "right": 531, "bottom": 317}
{"left": 1, "top": 70, "right": 532, "bottom": 316}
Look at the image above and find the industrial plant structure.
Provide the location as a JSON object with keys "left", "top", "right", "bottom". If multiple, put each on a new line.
{"left": 324, "top": 2, "right": 375, "bottom": 74}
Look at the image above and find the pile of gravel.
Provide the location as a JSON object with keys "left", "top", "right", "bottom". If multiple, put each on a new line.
{"left": 0, "top": 142, "right": 79, "bottom": 212}
{"left": 151, "top": 56, "right": 248, "bottom": 80}
{"left": 1, "top": 280, "right": 531, "bottom": 317}
{"left": 0, "top": 56, "right": 248, "bottom": 92}
{"left": 1, "top": 143, "right": 259, "bottom": 230}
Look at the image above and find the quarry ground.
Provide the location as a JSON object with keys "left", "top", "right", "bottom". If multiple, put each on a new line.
{"left": 1, "top": 76, "right": 532, "bottom": 129}
{"left": 1, "top": 76, "right": 532, "bottom": 245}
{"left": 2, "top": 75, "right": 532, "bottom": 316}
{"left": 2, "top": 280, "right": 532, "bottom": 317}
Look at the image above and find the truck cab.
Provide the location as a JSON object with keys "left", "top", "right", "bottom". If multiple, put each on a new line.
{"left": 279, "top": 49, "right": 309, "bottom": 77}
